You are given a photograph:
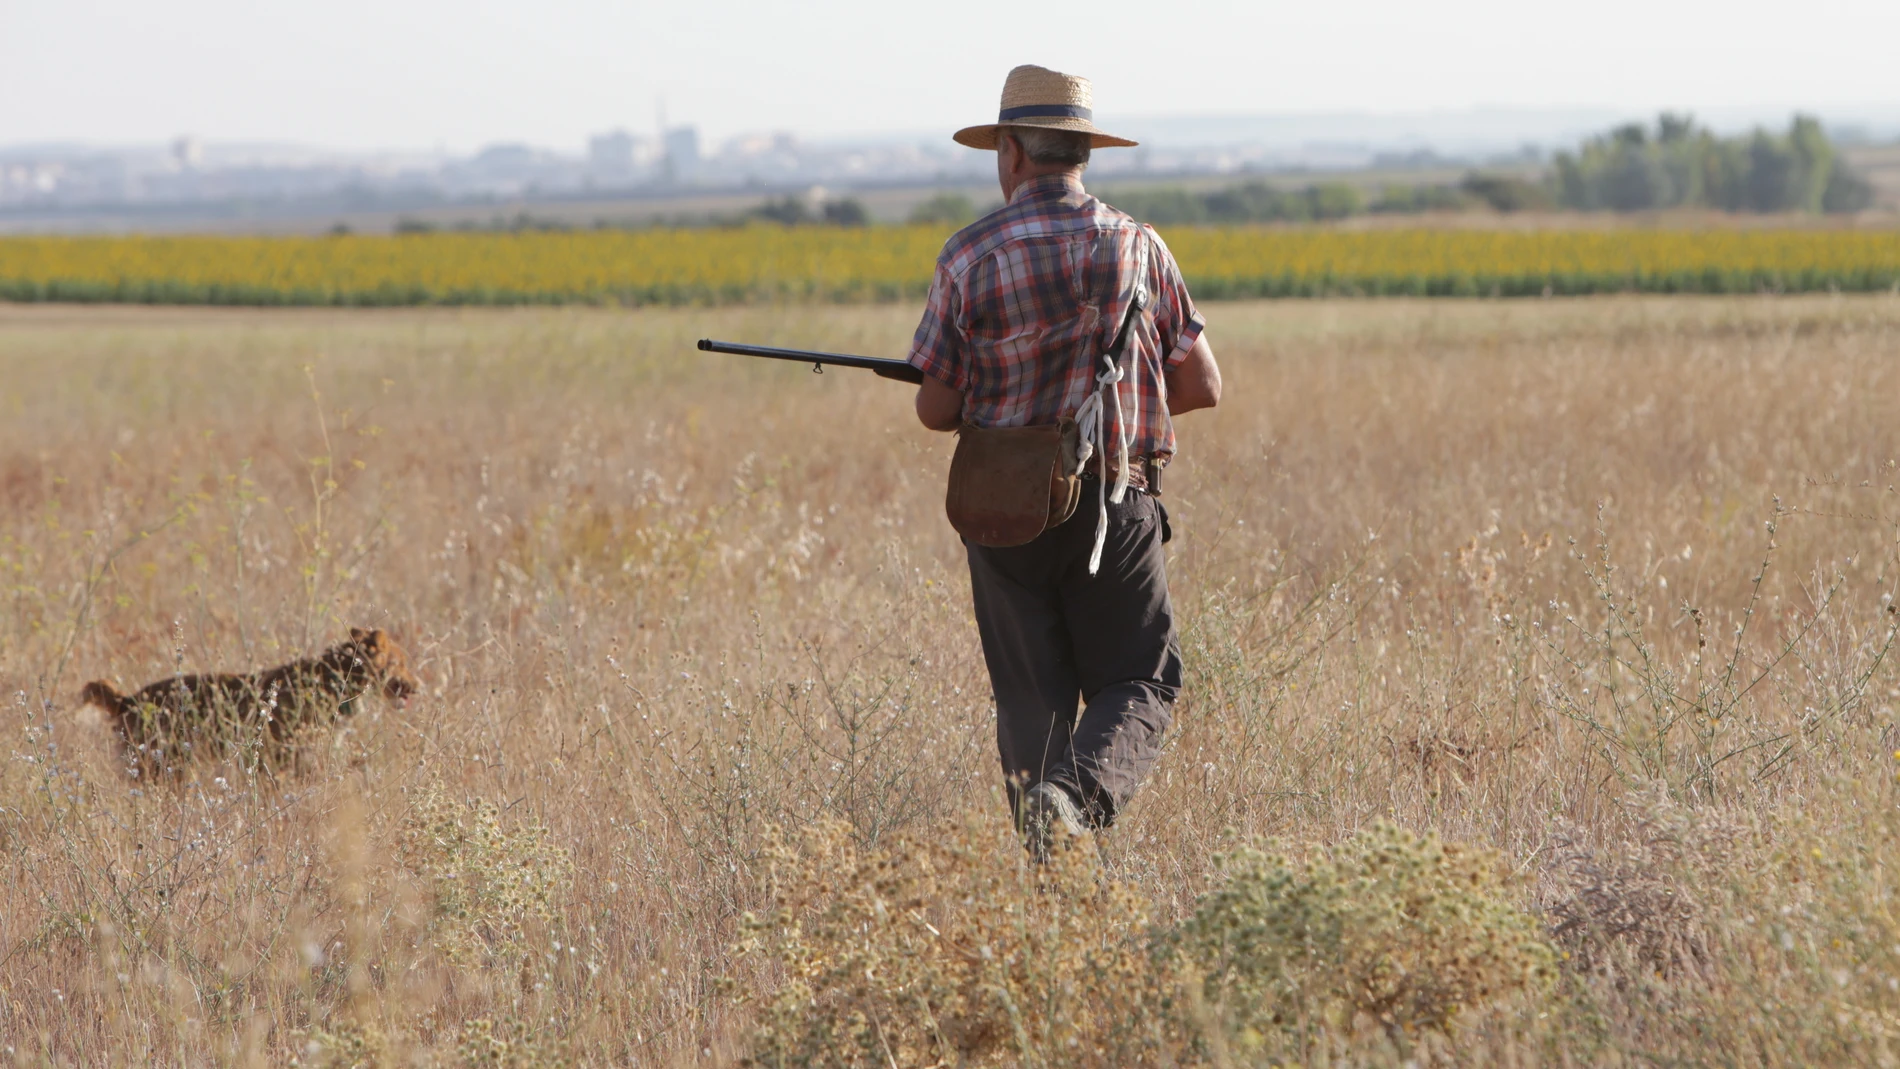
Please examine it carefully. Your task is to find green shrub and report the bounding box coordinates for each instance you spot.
[751,195,814,225]
[1823,166,1876,213]
[1303,181,1364,221]
[1371,183,1470,213]
[1460,172,1555,212]
[822,198,870,227]
[907,192,979,226]
[736,819,1556,1066]
[1110,181,1367,225]
[1104,186,1210,225]
[735,820,1180,1068]
[1166,822,1557,1049]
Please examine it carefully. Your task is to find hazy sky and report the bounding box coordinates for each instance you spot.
[5,0,1897,151]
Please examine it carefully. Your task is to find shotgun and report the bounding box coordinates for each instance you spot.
[696,339,925,384]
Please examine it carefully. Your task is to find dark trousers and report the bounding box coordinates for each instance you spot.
[965,489,1182,828]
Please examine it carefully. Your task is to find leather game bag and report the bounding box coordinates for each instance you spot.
[945,418,1083,547]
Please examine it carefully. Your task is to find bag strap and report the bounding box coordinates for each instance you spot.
[1104,249,1149,363]
[1074,231,1154,575]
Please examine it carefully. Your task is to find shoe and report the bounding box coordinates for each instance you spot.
[1021,782,1087,862]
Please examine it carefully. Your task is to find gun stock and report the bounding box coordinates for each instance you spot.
[697,339,925,384]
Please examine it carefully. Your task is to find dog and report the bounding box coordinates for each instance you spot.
[80,627,419,777]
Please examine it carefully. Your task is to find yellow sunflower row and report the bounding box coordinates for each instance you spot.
[1,226,1895,305]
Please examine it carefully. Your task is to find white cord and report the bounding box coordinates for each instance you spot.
[1073,354,1125,575]
[1075,232,1151,576]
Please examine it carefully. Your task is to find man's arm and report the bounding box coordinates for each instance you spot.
[1165,333,1221,415]
[915,373,964,431]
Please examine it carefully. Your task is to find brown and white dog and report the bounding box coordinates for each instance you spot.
[80,627,419,776]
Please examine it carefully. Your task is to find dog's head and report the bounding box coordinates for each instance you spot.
[347,627,420,704]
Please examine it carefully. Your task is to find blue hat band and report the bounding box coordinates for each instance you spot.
[997,104,1092,122]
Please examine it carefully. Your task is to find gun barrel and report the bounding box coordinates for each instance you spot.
[697,339,924,384]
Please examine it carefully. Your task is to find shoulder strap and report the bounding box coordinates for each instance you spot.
[1103,228,1153,365]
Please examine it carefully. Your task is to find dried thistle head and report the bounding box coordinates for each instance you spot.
[1166,821,1556,1048]
[399,787,573,967]
[735,817,1182,1068]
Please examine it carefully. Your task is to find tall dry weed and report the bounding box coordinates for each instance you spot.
[737,818,1556,1068]
[1539,778,1900,1062]
[735,819,1178,1068]
[400,787,575,968]
[1171,823,1555,1059]
[2,296,1899,1064]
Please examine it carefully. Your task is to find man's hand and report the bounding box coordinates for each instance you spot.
[1165,333,1222,415]
[915,373,964,431]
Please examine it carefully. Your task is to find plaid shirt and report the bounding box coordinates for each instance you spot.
[907,173,1206,460]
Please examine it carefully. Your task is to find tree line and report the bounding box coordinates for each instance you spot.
[1093,175,1558,225]
[1065,114,1878,226]
[1554,114,1873,213]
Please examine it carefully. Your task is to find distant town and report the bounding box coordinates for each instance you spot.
[4,107,1896,233]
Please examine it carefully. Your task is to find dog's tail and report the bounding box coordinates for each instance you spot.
[80,680,128,719]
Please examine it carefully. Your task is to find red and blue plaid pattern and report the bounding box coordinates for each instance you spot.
[907,173,1206,460]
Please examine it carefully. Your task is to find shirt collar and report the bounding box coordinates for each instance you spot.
[1008,171,1087,205]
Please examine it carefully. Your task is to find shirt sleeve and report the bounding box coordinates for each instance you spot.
[906,255,970,390]
[1145,227,1205,367]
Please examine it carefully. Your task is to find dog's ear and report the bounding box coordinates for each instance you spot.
[350,626,371,643]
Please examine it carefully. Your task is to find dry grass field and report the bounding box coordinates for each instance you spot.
[3,295,1900,1066]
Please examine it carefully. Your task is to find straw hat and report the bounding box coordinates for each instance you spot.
[953,65,1138,150]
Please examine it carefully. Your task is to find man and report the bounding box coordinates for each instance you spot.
[906,65,1222,857]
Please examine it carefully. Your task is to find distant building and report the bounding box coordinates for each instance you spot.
[471,143,538,169]
[172,135,203,170]
[588,130,638,179]
[725,132,798,159]
[663,126,700,180]
[0,162,64,201]
[455,143,563,196]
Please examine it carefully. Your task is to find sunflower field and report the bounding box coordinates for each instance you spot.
[1,225,1896,306]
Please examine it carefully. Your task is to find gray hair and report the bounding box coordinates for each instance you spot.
[1002,126,1092,168]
